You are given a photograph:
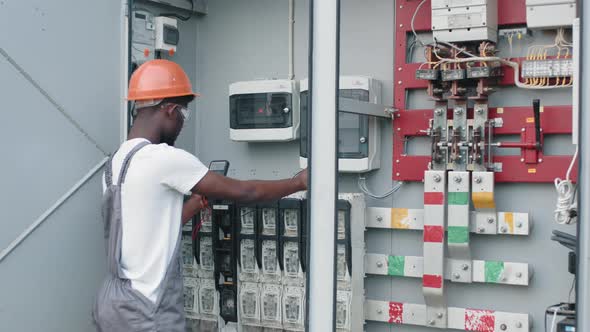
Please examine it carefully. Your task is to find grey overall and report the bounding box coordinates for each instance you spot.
[93,141,186,332]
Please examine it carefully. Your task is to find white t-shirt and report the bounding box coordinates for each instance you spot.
[102,138,208,303]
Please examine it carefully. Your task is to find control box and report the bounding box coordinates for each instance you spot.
[155,16,179,52]
[526,0,576,29]
[299,76,382,173]
[229,80,300,142]
[431,0,498,42]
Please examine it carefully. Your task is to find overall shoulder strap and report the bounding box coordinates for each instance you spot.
[117,141,151,186]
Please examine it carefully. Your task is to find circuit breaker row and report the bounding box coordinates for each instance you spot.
[181,197,355,331]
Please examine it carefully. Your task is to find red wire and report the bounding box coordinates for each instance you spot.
[192,206,211,240]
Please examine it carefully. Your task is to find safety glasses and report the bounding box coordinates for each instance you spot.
[162,103,190,121]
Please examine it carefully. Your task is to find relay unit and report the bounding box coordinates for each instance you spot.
[431,0,498,42]
[300,76,382,173]
[229,80,300,142]
[526,0,576,29]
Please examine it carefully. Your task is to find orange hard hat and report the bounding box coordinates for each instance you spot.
[127,59,199,101]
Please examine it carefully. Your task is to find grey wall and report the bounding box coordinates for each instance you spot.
[0,0,124,331]
[193,1,576,331]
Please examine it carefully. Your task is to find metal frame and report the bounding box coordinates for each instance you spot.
[306,0,340,330]
[338,97,394,119]
[392,0,577,183]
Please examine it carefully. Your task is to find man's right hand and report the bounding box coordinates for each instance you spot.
[294,169,308,191]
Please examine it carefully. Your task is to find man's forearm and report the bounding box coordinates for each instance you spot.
[182,202,199,225]
[241,178,305,203]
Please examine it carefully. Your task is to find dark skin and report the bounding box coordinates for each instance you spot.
[128,98,308,224]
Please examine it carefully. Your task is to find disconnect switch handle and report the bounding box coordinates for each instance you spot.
[533,99,541,150]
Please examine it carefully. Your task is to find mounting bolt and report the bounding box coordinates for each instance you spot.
[377,261,383,268]
[474,176,482,184]
[500,226,507,233]
[433,174,442,182]
[521,128,525,132]
[453,273,461,280]
[429,319,436,326]
[396,172,400,176]
[377,216,383,222]
[398,67,403,71]
[396,159,400,163]
[437,312,444,319]
[517,221,523,228]
[400,24,404,28]
[520,158,525,162]
[516,272,523,278]
[487,217,495,224]
[398,81,402,85]
[500,324,507,331]
[454,108,464,115]
[462,264,469,271]
[478,227,485,233]
[360,137,367,143]
[454,175,462,183]
[516,322,523,328]
[538,158,543,163]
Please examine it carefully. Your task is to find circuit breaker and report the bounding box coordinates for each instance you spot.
[229,80,300,142]
[300,76,382,173]
[431,0,498,42]
[183,194,364,331]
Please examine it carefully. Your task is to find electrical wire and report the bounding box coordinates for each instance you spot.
[411,0,428,47]
[554,146,579,224]
[160,0,194,21]
[358,176,404,199]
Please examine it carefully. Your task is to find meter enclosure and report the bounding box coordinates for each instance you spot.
[229,80,300,142]
[300,76,382,173]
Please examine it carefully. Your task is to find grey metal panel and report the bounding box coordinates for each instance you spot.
[0,0,123,331]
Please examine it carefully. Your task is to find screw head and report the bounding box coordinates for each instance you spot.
[283,107,290,113]
[462,264,469,271]
[435,109,443,115]
[538,158,543,163]
[396,160,400,163]
[377,216,383,222]
[398,81,402,85]
[500,226,507,233]
[429,319,436,326]
[360,137,366,143]
[516,272,523,278]
[474,176,482,184]
[478,227,485,233]
[453,273,460,280]
[454,176,462,183]
[377,309,383,314]
[398,67,403,71]
[500,323,507,331]
[520,158,525,162]
[517,222,523,228]
[399,24,404,28]
[433,174,442,182]
[437,312,444,318]
[454,108,464,115]
[487,217,495,224]
[521,128,526,132]
[476,108,484,114]
[377,261,383,268]
[516,321,523,328]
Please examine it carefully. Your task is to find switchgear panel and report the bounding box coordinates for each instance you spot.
[184,194,363,331]
[300,76,382,172]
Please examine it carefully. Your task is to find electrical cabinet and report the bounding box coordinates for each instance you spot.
[229,80,300,142]
[526,0,576,29]
[431,0,498,42]
[131,10,156,65]
[300,76,382,173]
[154,16,179,52]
